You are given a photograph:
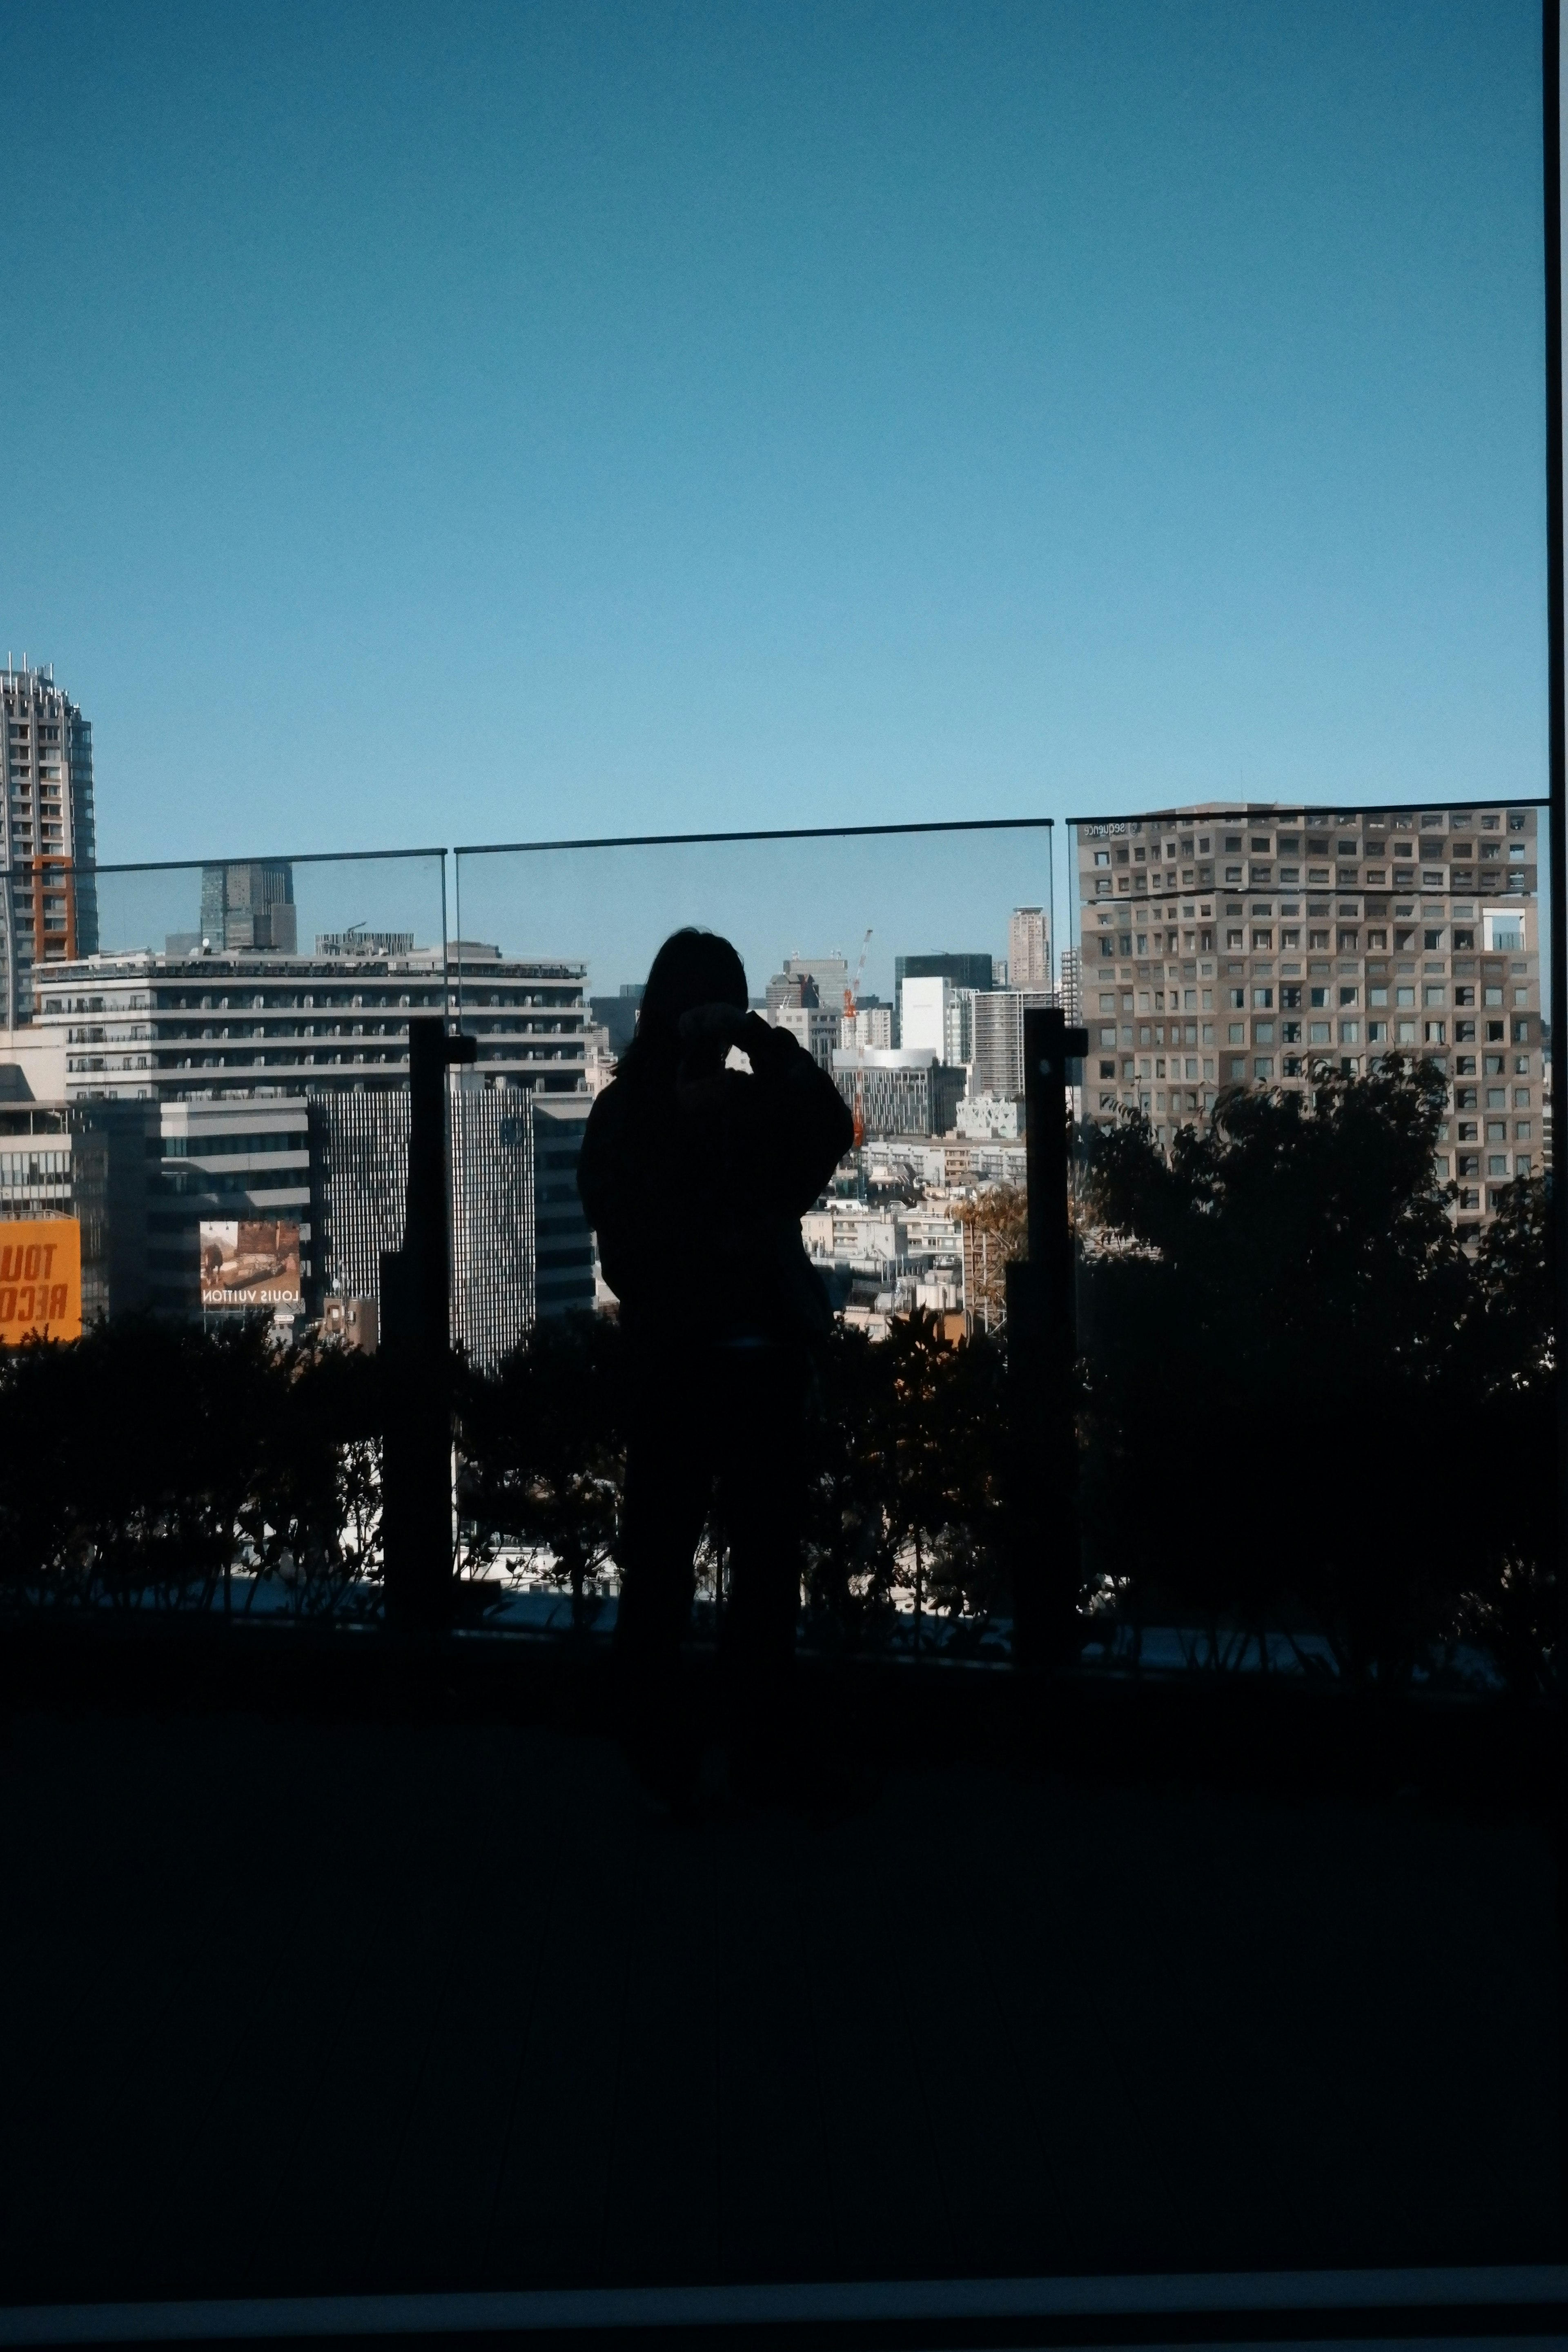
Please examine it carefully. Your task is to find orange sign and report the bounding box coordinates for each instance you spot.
[0,1219,82,1344]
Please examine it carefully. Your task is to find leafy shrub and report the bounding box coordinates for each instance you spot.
[1079,1058,1553,1692]
[0,1316,382,1614]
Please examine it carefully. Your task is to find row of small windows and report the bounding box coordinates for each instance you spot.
[40,989,581,1014]
[1099,921,1526,957]
[163,1130,306,1158]
[1093,839,1526,872]
[1083,811,1529,851]
[0,1149,69,1178]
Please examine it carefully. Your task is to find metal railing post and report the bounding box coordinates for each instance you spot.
[1008,1005,1087,1672]
[381,1016,477,1636]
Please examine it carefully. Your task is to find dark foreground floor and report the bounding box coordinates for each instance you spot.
[0,1702,1556,2305]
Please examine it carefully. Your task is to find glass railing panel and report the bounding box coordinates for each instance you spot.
[0,848,447,1617]
[452,820,1054,1649]
[1068,796,1552,1696]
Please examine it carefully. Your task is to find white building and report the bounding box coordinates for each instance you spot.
[900,976,974,1070]
[840,1005,893,1051]
[29,936,587,1103]
[802,1203,907,1270]
[970,989,1053,1099]
[955,1092,1026,1140]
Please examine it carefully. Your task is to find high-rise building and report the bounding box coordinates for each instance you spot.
[31,938,588,1102]
[530,1095,596,1320]
[0,660,98,1025]
[29,934,594,1345]
[970,989,1054,1099]
[1056,946,1082,1025]
[784,953,849,1000]
[1075,800,1542,1234]
[1008,907,1051,992]
[900,976,973,1069]
[893,952,993,1042]
[588,983,644,1058]
[310,1078,543,1366]
[199,862,298,953]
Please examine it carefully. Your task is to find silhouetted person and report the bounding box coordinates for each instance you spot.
[577,927,853,1804]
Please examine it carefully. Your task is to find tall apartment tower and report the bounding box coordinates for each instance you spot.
[1075,801,1542,1236]
[200,861,297,952]
[1008,906,1051,992]
[1057,945,1082,1025]
[971,988,1054,1097]
[0,660,98,1024]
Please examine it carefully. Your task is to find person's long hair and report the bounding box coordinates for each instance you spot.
[618,927,747,1089]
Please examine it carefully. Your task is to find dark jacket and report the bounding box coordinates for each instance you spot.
[577,1012,854,1346]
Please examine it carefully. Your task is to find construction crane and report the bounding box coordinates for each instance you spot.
[842,928,873,1151]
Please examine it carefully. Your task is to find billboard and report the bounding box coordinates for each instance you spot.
[199,1220,302,1310]
[0,1220,83,1344]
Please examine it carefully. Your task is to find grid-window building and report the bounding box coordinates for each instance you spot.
[196,862,298,953]
[452,1086,539,1356]
[530,1095,596,1320]
[1076,801,1542,1232]
[893,953,993,1044]
[0,661,98,1025]
[31,937,587,1102]
[831,1054,967,1139]
[28,933,594,1339]
[0,1102,151,1324]
[971,988,1054,1100]
[313,1079,543,1366]
[1008,907,1051,992]
[1056,945,1082,1025]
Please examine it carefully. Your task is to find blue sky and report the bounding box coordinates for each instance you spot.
[0,0,1550,873]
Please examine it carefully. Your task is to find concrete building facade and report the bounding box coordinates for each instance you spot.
[1008,906,1051,992]
[831,1049,967,1139]
[970,988,1054,1100]
[20,934,594,1350]
[1075,800,1543,1232]
[29,939,587,1102]
[893,952,993,1044]
[198,862,298,953]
